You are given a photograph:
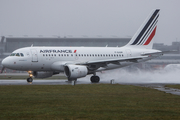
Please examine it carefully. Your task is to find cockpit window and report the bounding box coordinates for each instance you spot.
[16,53,20,57]
[10,53,16,56]
[20,53,24,57]
[10,53,24,57]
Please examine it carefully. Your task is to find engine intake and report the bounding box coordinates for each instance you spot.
[64,65,88,80]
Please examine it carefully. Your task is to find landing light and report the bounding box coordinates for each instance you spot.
[29,74,33,77]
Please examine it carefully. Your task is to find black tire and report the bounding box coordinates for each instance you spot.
[27,78,29,82]
[27,77,33,83]
[90,76,100,83]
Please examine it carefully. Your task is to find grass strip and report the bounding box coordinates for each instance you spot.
[0,84,180,119]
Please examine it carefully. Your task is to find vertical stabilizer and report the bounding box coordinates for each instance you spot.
[126,9,160,49]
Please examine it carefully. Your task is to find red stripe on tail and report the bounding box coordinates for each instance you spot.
[144,26,157,45]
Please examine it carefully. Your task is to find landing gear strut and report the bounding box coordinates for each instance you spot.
[90,73,100,83]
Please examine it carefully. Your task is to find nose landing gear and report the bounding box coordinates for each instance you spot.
[27,77,33,83]
[27,71,33,83]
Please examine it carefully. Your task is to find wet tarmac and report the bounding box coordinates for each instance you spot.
[0,79,180,96]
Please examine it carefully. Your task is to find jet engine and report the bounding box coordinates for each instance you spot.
[64,65,88,80]
[33,71,59,78]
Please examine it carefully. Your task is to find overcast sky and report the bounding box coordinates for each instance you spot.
[0,0,179,45]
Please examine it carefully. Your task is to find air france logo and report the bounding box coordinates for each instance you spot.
[40,50,73,53]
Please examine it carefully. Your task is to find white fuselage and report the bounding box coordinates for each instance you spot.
[2,46,160,72]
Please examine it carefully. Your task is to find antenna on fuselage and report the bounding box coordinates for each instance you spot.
[31,44,33,47]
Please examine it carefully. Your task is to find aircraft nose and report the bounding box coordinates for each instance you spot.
[2,57,9,67]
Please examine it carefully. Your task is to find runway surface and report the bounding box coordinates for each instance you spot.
[0,79,180,96]
[1,68,180,95]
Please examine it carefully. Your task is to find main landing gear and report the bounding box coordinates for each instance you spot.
[27,71,33,83]
[90,73,100,83]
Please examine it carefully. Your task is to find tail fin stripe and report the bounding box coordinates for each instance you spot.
[137,14,159,45]
[144,26,157,45]
[140,20,158,45]
[131,9,160,45]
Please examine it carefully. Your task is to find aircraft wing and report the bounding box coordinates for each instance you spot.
[78,56,148,66]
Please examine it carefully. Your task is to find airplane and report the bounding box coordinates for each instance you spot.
[1,9,163,83]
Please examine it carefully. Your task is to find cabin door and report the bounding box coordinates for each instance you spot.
[31,49,38,62]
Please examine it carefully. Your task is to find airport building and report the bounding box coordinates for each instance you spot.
[0,36,130,54]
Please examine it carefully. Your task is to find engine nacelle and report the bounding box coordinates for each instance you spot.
[33,71,59,78]
[64,65,88,80]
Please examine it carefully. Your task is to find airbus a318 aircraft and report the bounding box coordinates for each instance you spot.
[1,9,162,83]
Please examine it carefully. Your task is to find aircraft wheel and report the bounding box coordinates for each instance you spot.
[90,76,100,83]
[27,77,33,83]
